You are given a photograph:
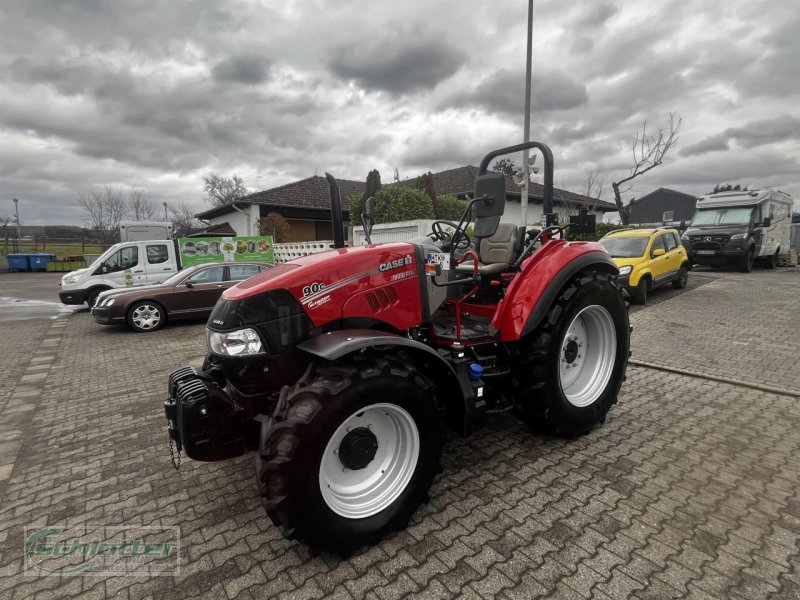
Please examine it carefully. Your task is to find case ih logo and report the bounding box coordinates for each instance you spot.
[379,255,413,272]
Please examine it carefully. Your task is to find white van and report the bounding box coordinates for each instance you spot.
[59,240,180,307]
[60,234,275,307]
[681,188,793,271]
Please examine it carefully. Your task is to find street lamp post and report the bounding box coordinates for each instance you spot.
[520,0,533,229]
[163,202,168,221]
[12,198,21,253]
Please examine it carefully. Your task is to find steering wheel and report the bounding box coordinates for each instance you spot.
[429,220,471,250]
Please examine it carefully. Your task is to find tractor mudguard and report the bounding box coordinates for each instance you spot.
[493,245,619,342]
[297,329,474,435]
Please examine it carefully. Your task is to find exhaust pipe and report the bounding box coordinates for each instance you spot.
[325,173,346,249]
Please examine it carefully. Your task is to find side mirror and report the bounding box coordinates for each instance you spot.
[761,217,771,227]
[101,266,108,274]
[184,282,194,288]
[652,248,666,257]
[362,197,376,244]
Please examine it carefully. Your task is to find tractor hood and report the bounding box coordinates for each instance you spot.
[210,242,423,335]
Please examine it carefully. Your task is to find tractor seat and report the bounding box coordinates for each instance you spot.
[455,222,519,275]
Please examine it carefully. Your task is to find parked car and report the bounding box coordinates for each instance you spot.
[599,228,689,304]
[681,188,793,272]
[91,262,271,332]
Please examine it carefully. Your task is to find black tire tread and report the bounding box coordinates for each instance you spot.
[516,271,629,437]
[257,353,440,554]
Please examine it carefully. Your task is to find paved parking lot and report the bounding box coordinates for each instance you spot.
[0,268,798,599]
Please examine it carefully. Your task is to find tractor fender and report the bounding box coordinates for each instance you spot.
[493,245,619,342]
[297,329,471,434]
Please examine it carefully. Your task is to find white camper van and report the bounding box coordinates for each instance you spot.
[682,188,793,272]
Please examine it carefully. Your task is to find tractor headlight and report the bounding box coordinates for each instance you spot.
[618,265,633,275]
[207,328,264,356]
[730,233,747,240]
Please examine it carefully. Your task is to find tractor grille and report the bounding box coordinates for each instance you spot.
[365,286,399,313]
[690,234,729,250]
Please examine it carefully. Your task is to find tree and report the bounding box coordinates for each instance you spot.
[434,195,469,221]
[373,187,435,223]
[611,113,682,225]
[128,187,157,220]
[77,186,130,243]
[492,158,521,177]
[170,202,206,237]
[583,168,606,200]
[203,173,248,206]
[0,214,13,250]
[259,212,291,242]
[364,169,382,201]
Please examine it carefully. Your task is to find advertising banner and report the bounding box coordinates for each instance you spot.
[178,236,274,267]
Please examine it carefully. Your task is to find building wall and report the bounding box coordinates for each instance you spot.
[503,202,604,228]
[629,192,697,225]
[206,205,260,237]
[285,220,317,242]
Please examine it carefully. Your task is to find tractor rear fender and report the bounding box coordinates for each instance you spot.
[297,329,471,434]
[492,244,619,342]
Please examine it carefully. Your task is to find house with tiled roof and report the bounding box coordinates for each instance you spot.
[195,176,365,242]
[396,166,616,225]
[196,166,615,242]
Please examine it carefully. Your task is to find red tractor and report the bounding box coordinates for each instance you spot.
[165,142,629,554]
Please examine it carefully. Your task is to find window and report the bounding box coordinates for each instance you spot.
[146,244,169,264]
[663,233,677,252]
[650,235,666,257]
[229,264,261,280]
[99,246,138,273]
[599,237,649,258]
[187,266,225,283]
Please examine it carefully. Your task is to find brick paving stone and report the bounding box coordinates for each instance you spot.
[1,268,799,600]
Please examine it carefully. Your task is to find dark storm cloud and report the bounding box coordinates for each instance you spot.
[211,55,271,85]
[575,2,618,28]
[328,39,465,93]
[2,0,800,224]
[440,69,588,116]
[681,114,800,156]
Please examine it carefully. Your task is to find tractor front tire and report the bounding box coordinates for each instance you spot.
[516,270,629,436]
[256,354,441,555]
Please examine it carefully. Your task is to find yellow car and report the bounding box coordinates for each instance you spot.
[599,228,690,304]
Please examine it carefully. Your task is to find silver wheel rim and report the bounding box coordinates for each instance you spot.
[319,403,419,519]
[131,304,161,330]
[559,305,617,408]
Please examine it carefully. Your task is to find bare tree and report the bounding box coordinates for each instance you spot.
[77,186,129,243]
[611,113,682,224]
[203,173,248,206]
[0,214,13,250]
[583,168,606,200]
[128,187,157,220]
[170,202,206,237]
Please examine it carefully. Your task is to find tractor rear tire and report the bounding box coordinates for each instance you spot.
[256,354,441,555]
[516,270,629,436]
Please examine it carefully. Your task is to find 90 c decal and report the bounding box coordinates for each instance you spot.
[302,282,326,298]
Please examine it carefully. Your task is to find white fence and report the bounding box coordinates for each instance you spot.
[353,219,436,245]
[273,241,337,263]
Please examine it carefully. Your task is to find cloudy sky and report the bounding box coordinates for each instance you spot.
[2,0,799,226]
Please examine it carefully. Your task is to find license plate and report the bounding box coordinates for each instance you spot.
[697,250,716,255]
